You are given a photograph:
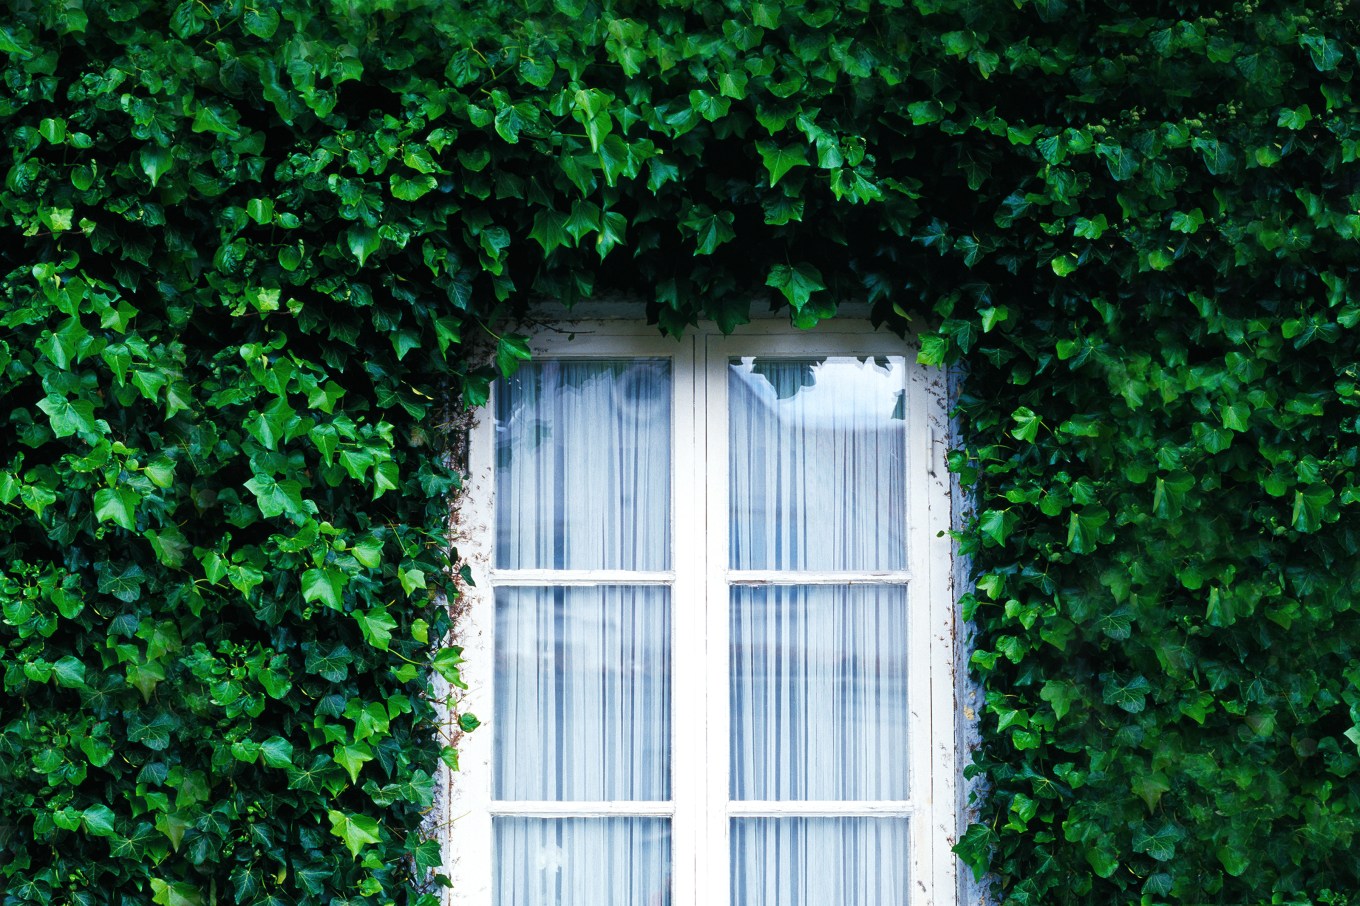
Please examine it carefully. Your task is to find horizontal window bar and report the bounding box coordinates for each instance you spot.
[489,570,675,586]
[726,571,912,586]
[726,801,916,817]
[489,801,675,817]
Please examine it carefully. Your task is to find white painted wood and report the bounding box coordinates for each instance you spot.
[669,332,702,906]
[701,331,733,906]
[489,801,677,817]
[922,361,961,905]
[447,318,961,906]
[488,569,675,586]
[446,384,497,906]
[726,801,916,817]
[726,570,912,585]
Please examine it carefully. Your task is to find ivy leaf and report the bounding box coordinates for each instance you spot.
[260,736,294,769]
[765,262,825,310]
[139,147,172,188]
[242,7,279,39]
[355,607,397,651]
[430,647,465,685]
[151,879,204,906]
[978,509,1019,546]
[244,474,312,521]
[756,142,808,187]
[596,210,626,260]
[390,173,436,201]
[347,227,381,265]
[301,568,346,610]
[334,742,374,783]
[1066,508,1108,555]
[81,804,117,837]
[327,810,381,859]
[1132,822,1184,861]
[529,209,571,254]
[495,335,532,378]
[1009,407,1041,442]
[1039,680,1081,721]
[37,394,99,440]
[352,537,383,569]
[1291,486,1334,533]
[97,565,146,603]
[1101,673,1151,713]
[681,206,735,255]
[53,656,87,688]
[94,487,138,530]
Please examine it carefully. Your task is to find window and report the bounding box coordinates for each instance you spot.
[446,320,960,906]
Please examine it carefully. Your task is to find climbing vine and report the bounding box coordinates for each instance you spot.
[1,1,1358,904]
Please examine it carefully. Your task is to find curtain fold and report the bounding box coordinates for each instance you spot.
[495,586,671,801]
[730,817,910,906]
[730,585,909,801]
[495,817,671,906]
[496,359,671,570]
[729,357,907,572]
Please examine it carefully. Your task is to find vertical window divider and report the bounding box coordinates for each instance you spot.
[671,333,702,906]
[702,331,732,906]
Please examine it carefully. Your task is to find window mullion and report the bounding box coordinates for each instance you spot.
[702,331,732,906]
[670,333,704,906]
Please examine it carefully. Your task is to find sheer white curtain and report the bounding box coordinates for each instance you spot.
[495,586,670,801]
[729,357,910,904]
[730,585,909,801]
[494,359,673,905]
[496,359,671,570]
[495,818,670,906]
[729,357,907,572]
[730,817,910,906]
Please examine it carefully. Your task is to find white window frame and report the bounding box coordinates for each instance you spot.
[444,318,961,906]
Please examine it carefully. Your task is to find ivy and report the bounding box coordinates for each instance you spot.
[2,1,1360,905]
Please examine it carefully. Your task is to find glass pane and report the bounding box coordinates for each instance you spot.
[495,817,671,906]
[730,585,909,800]
[495,586,670,801]
[731,817,909,906]
[497,359,671,570]
[729,357,907,571]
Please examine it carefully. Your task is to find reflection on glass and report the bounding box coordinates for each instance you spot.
[731,817,910,906]
[729,357,907,571]
[495,817,671,906]
[496,359,671,570]
[495,586,670,801]
[730,585,909,800]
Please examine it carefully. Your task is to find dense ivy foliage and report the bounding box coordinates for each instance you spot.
[2,0,1358,903]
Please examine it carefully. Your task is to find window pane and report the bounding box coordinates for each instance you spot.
[729,357,906,571]
[730,585,909,800]
[495,586,670,801]
[731,817,909,906]
[496,359,671,570]
[495,817,671,906]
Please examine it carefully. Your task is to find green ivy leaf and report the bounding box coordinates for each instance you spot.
[756,142,808,187]
[301,568,346,610]
[765,262,825,310]
[93,487,138,530]
[494,335,532,378]
[1132,822,1184,861]
[244,474,312,521]
[37,394,99,440]
[327,810,381,859]
[260,736,294,769]
[81,804,117,837]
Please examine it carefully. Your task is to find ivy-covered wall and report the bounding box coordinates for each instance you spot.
[2,1,1357,904]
